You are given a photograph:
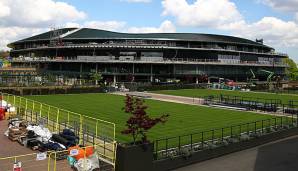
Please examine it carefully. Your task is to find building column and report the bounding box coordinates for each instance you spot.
[173,64,176,79]
[95,63,98,72]
[95,63,99,85]
[113,75,117,85]
[80,63,83,85]
[132,63,135,82]
[150,64,153,82]
[196,65,199,84]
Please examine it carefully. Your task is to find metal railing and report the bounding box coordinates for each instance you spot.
[0,144,114,171]
[1,93,117,168]
[13,43,288,57]
[154,115,297,160]
[12,57,287,67]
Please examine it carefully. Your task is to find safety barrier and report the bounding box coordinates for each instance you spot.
[1,92,117,170]
[0,145,114,171]
[0,152,51,171]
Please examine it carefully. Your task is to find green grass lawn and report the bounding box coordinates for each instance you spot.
[152,89,298,104]
[25,93,278,144]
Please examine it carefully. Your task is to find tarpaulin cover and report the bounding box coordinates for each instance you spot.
[51,134,71,147]
[73,154,100,171]
[27,125,52,142]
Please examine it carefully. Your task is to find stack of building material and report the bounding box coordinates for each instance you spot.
[8,127,27,141]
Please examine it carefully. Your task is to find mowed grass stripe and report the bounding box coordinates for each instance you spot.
[152,89,298,104]
[26,93,274,143]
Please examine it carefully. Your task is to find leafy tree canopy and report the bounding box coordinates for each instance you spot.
[283,57,298,81]
[0,51,9,59]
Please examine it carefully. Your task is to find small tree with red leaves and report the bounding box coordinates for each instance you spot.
[122,95,169,144]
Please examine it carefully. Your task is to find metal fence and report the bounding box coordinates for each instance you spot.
[1,92,117,169]
[0,152,51,171]
[154,115,297,160]
[203,95,284,112]
[203,94,298,116]
[0,144,114,171]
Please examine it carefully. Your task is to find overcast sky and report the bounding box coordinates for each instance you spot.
[0,0,298,61]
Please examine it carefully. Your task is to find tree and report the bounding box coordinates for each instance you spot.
[90,70,102,85]
[0,51,9,59]
[283,58,298,81]
[122,95,169,144]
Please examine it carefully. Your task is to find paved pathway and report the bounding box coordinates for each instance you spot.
[175,135,298,171]
[112,91,293,118]
[0,120,71,171]
[112,91,204,105]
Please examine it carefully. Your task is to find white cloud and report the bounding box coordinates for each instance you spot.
[83,21,127,31]
[260,0,298,25]
[64,20,176,33]
[127,20,176,33]
[121,0,151,3]
[225,17,298,48]
[0,27,46,50]
[162,0,298,52]
[0,0,86,28]
[261,0,298,12]
[0,1,10,18]
[162,0,243,28]
[0,0,86,50]
[65,22,81,28]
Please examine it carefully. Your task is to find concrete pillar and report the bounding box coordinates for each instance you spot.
[132,63,135,82]
[173,64,176,79]
[95,63,99,85]
[80,63,83,85]
[113,75,117,84]
[196,65,199,84]
[150,64,153,82]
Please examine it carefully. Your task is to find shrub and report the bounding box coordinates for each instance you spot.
[240,134,250,141]
[207,143,217,150]
[180,147,193,159]
[122,95,169,144]
[227,137,239,143]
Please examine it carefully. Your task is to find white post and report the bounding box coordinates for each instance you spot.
[113,75,116,85]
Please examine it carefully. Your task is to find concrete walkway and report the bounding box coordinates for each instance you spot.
[175,135,298,171]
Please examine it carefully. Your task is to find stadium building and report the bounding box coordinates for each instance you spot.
[8,28,288,84]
